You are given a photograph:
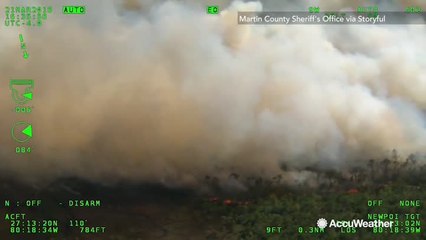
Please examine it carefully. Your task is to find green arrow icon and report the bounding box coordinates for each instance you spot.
[10,79,34,104]
[23,51,29,59]
[22,125,32,138]
[23,92,33,100]
[12,122,33,143]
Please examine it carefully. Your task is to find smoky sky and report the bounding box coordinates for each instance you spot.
[0,0,425,186]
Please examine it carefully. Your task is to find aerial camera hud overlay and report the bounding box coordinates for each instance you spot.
[0,0,425,239]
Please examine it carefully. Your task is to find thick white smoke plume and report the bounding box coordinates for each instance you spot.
[0,0,425,186]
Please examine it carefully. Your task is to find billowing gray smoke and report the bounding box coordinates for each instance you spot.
[0,0,425,187]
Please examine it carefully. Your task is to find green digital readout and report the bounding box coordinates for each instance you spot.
[63,6,86,15]
[4,6,53,27]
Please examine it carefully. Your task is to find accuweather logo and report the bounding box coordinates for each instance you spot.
[316,218,393,229]
[317,218,328,228]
